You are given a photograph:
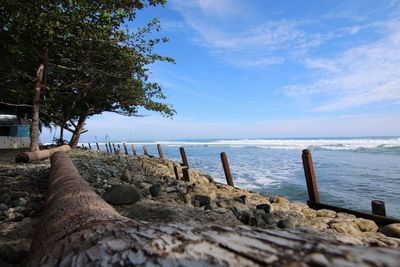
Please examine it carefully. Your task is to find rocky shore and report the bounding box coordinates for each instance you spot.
[1,149,399,266]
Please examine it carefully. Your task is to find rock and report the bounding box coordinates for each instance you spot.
[120,169,132,182]
[354,218,378,232]
[241,211,251,225]
[204,204,213,211]
[192,195,211,207]
[8,212,16,221]
[305,253,330,267]
[277,218,296,229]
[149,183,162,197]
[0,203,7,210]
[103,184,142,205]
[213,208,228,214]
[256,203,272,214]
[302,208,317,219]
[336,212,356,220]
[165,186,177,193]
[19,198,27,206]
[381,223,400,238]
[234,195,247,204]
[230,207,242,220]
[275,196,289,205]
[261,213,274,225]
[316,209,336,218]
[330,222,362,237]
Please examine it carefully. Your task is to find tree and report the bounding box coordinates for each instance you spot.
[0,0,174,150]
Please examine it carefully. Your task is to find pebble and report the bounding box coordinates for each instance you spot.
[256,203,271,213]
[305,253,330,267]
[277,218,296,229]
[149,183,162,197]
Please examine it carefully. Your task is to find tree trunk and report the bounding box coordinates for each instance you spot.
[27,152,400,267]
[29,64,44,152]
[15,145,71,163]
[30,49,48,152]
[69,115,87,148]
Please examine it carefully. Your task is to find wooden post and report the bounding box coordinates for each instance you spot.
[131,144,137,156]
[302,149,320,203]
[157,144,164,159]
[371,200,386,216]
[182,167,190,181]
[220,152,234,187]
[88,143,92,149]
[117,144,121,154]
[173,165,180,180]
[96,142,100,150]
[112,143,117,153]
[105,144,110,153]
[179,147,189,167]
[82,144,86,149]
[123,143,128,155]
[143,145,148,156]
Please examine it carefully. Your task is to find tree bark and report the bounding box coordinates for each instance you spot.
[27,152,400,267]
[15,145,71,163]
[30,49,48,152]
[69,115,87,148]
[29,63,45,152]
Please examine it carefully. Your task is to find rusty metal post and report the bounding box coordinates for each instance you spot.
[157,144,164,159]
[182,167,190,181]
[143,145,148,156]
[220,152,234,187]
[88,143,92,149]
[372,200,386,216]
[131,144,137,156]
[179,147,189,167]
[302,149,320,203]
[123,143,128,155]
[96,142,100,150]
[173,165,180,180]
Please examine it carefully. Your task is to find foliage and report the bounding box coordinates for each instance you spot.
[0,0,175,145]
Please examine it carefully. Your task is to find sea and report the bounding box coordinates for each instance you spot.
[89,137,400,217]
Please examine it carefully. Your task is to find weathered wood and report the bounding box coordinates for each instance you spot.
[372,200,386,216]
[173,165,180,180]
[123,143,128,155]
[307,201,400,226]
[182,166,190,181]
[15,145,71,163]
[220,152,234,186]
[302,149,320,203]
[143,145,148,156]
[157,144,164,159]
[105,143,110,153]
[131,144,137,156]
[179,147,189,167]
[112,143,117,153]
[27,152,400,267]
[95,142,100,150]
[88,143,92,149]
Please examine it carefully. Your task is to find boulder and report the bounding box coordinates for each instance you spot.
[192,195,211,207]
[278,218,296,229]
[149,183,162,197]
[256,203,272,214]
[103,184,142,205]
[330,222,362,237]
[380,223,400,238]
[354,218,378,233]
[316,209,336,218]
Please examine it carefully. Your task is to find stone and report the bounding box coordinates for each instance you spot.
[120,169,132,182]
[103,184,142,205]
[302,208,317,219]
[330,222,362,237]
[213,208,228,214]
[19,198,27,206]
[256,203,272,214]
[277,218,296,229]
[305,253,330,267]
[381,223,400,238]
[336,212,356,220]
[165,186,177,193]
[230,207,242,220]
[8,212,16,221]
[275,196,289,205]
[261,213,275,225]
[204,204,213,211]
[149,183,162,197]
[316,209,336,218]
[354,218,378,232]
[234,195,247,204]
[192,195,211,207]
[0,203,7,210]
[241,211,251,225]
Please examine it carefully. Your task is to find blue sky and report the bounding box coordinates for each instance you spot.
[42,0,400,142]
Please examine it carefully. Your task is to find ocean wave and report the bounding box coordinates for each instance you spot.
[153,138,400,151]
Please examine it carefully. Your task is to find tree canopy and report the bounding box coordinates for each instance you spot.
[0,0,175,148]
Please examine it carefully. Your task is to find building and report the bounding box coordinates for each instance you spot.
[0,104,30,149]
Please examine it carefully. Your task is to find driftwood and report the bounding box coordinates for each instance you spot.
[15,145,71,163]
[27,152,400,267]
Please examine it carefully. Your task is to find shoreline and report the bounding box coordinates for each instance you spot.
[1,149,400,265]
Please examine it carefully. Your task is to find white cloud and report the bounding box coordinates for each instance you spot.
[286,20,400,111]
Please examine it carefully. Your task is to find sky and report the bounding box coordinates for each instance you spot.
[42,0,400,142]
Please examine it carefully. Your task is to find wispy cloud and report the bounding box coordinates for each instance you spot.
[286,20,400,111]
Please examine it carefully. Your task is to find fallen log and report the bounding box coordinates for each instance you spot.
[15,145,71,163]
[27,152,400,266]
